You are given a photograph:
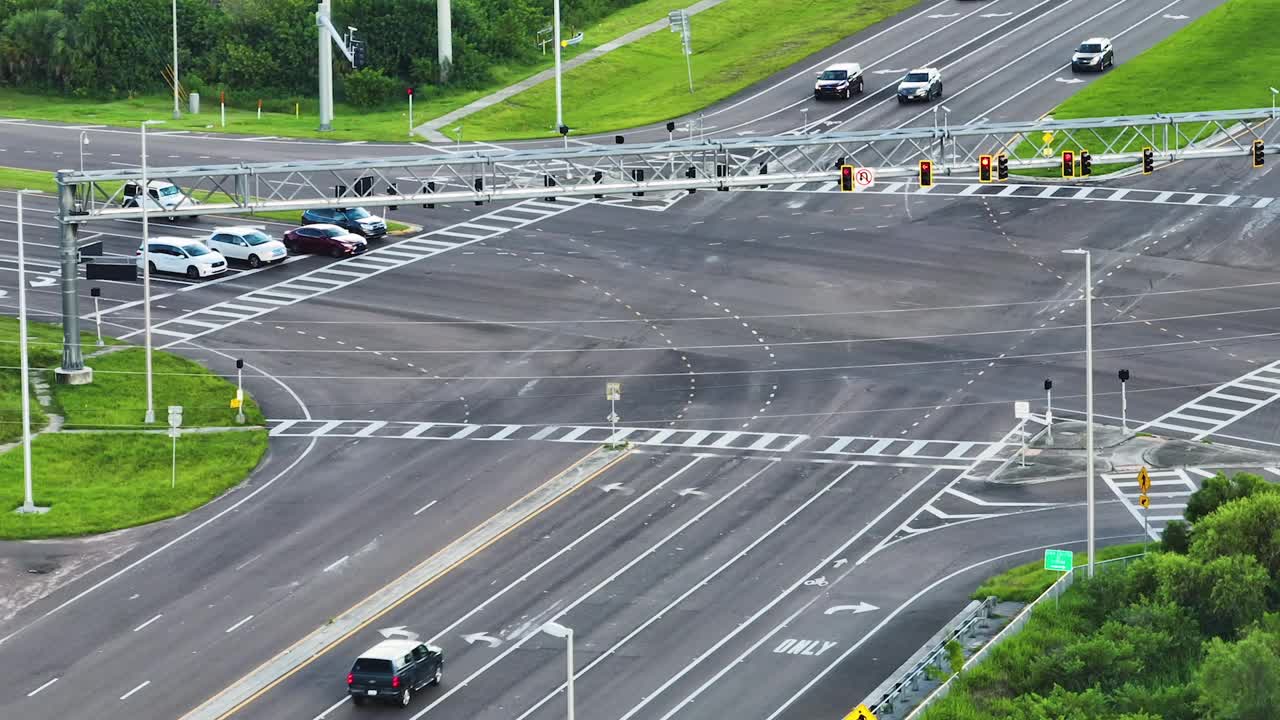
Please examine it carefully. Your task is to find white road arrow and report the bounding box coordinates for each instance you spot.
[378,626,420,640]
[600,482,633,495]
[29,276,57,287]
[461,632,501,648]
[824,602,880,615]
[928,13,959,18]
[676,487,709,498]
[0,289,9,298]
[1054,77,1085,84]
[980,11,1012,17]
[1163,13,1189,19]
[735,130,758,136]
[872,68,908,75]
[832,558,848,568]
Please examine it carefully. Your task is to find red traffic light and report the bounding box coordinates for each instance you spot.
[980,156,990,167]
[839,165,854,192]
[1062,151,1074,162]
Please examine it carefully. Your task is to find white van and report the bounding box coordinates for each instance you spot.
[122,180,198,221]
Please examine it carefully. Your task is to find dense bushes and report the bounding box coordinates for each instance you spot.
[0,0,644,105]
[924,482,1280,720]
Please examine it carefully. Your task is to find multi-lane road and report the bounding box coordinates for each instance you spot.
[3,0,1280,719]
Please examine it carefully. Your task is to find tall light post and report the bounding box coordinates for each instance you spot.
[15,190,47,515]
[553,0,564,133]
[140,120,165,424]
[542,621,575,720]
[79,131,90,173]
[1271,87,1278,118]
[1062,248,1095,578]
[171,0,181,119]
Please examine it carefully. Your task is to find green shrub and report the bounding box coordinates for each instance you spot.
[1161,520,1192,554]
[1185,472,1277,523]
[342,67,397,109]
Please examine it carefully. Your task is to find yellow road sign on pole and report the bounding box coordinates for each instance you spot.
[1139,494,1151,509]
[1137,466,1151,493]
[1041,131,1054,145]
[844,704,877,720]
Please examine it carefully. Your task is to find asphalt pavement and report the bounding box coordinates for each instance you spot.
[4,0,1280,718]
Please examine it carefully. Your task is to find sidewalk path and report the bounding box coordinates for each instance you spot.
[414,0,728,142]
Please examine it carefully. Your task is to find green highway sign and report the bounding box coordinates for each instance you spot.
[1044,548,1073,573]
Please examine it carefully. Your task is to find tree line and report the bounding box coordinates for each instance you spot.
[0,0,641,108]
[924,472,1280,720]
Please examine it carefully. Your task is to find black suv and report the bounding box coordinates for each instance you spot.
[301,207,388,239]
[347,639,444,708]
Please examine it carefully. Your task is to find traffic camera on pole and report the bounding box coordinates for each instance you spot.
[1254,139,1265,168]
[996,153,1008,181]
[1080,149,1092,176]
[1061,150,1075,178]
[1142,147,1154,174]
[918,160,934,188]
[978,155,993,183]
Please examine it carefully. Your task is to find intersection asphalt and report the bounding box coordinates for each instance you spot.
[3,0,1279,719]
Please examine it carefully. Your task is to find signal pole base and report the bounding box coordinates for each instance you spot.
[55,366,93,385]
[15,504,50,515]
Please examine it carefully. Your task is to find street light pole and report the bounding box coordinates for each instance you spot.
[140,120,164,424]
[553,0,564,132]
[542,621,575,720]
[171,0,181,119]
[15,190,46,515]
[1063,248,1095,578]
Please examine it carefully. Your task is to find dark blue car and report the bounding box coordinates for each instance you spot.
[301,206,387,239]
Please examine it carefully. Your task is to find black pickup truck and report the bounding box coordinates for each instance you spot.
[347,639,444,708]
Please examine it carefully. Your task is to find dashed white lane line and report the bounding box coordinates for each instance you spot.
[120,680,151,701]
[413,500,438,516]
[27,678,57,697]
[132,613,163,632]
[322,555,349,573]
[225,615,255,634]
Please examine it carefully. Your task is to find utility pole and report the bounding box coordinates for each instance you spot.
[438,0,453,83]
[553,0,564,131]
[317,0,334,131]
[1063,248,1096,578]
[171,0,181,120]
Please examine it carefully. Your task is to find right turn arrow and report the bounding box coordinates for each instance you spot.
[824,602,879,615]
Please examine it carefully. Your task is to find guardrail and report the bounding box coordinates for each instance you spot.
[862,596,997,718]
[902,553,1147,719]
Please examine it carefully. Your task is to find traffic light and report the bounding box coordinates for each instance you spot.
[1142,147,1154,174]
[840,165,854,192]
[1080,150,1092,177]
[1061,150,1075,178]
[978,155,993,183]
[997,153,1009,182]
[918,160,933,188]
[351,41,367,69]
[1254,139,1265,168]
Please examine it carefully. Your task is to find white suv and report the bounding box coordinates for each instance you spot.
[896,68,942,104]
[137,237,228,279]
[122,180,198,221]
[814,63,863,100]
[205,226,288,268]
[1071,37,1114,72]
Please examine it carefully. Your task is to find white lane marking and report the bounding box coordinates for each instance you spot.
[512,464,863,720]
[27,677,58,697]
[762,536,1139,719]
[414,459,779,718]
[413,500,438,516]
[234,553,263,572]
[322,555,350,573]
[120,680,151,701]
[617,469,944,720]
[226,615,255,634]
[315,696,350,719]
[132,614,163,632]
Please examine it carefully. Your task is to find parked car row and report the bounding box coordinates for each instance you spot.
[133,206,387,280]
[811,36,1114,105]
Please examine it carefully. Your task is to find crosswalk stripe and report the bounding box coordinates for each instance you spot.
[821,437,856,454]
[354,421,387,437]
[558,427,593,442]
[682,430,713,447]
[433,229,485,240]
[866,439,896,454]
[711,432,743,449]
[902,440,929,456]
[480,425,524,441]
[449,425,482,439]
[945,442,975,458]
[402,423,436,438]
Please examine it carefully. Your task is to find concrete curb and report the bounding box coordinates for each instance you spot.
[413,0,729,141]
[180,446,630,720]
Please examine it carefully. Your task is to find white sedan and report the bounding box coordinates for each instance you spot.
[136,237,228,279]
[205,226,289,268]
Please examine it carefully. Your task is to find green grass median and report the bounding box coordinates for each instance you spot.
[0,318,104,444]
[0,430,267,540]
[465,0,918,140]
[1012,0,1280,176]
[972,542,1149,603]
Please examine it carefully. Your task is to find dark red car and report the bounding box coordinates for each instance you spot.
[282,223,368,258]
